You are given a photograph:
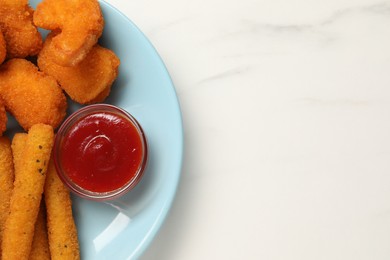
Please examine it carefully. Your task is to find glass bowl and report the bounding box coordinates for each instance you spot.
[53,104,148,201]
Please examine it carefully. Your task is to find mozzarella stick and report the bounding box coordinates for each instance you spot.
[0,137,14,256]
[11,135,50,260]
[45,159,80,260]
[11,133,27,174]
[2,124,54,260]
[29,202,50,260]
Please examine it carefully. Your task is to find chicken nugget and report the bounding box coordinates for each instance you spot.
[34,0,103,66]
[45,160,80,260]
[0,0,42,58]
[0,136,14,256]
[2,124,54,260]
[0,59,67,130]
[38,34,120,104]
[0,29,5,64]
[0,98,7,136]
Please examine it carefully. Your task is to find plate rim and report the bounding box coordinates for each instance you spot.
[99,1,184,258]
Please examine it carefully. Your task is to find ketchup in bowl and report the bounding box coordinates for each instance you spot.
[53,104,148,200]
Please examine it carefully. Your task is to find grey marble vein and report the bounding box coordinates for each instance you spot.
[197,66,253,85]
[293,97,372,107]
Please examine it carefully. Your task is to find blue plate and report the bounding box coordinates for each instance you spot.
[25,1,184,259]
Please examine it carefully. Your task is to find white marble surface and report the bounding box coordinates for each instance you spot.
[105,0,390,259]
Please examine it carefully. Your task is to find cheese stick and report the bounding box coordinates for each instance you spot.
[0,136,14,255]
[29,202,50,260]
[45,159,80,260]
[11,134,50,260]
[2,124,54,260]
[11,133,27,173]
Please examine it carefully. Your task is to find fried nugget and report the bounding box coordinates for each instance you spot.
[0,29,6,64]
[0,0,42,58]
[0,137,14,256]
[45,160,80,260]
[29,202,50,260]
[0,98,7,136]
[38,34,120,104]
[2,124,54,260]
[34,0,103,66]
[0,59,67,130]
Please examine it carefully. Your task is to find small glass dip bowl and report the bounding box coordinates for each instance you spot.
[53,104,148,201]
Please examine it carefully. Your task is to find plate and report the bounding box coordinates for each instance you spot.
[25,1,184,259]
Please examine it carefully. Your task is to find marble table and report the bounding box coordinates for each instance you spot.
[106,0,390,259]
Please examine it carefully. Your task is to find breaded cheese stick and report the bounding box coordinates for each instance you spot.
[0,137,14,256]
[11,134,50,260]
[2,124,54,260]
[11,133,27,173]
[29,202,50,260]
[45,159,80,260]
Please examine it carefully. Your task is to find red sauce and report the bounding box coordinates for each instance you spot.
[61,112,144,193]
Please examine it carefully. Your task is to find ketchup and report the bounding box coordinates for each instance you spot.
[60,111,144,193]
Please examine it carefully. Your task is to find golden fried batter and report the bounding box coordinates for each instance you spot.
[0,98,7,136]
[0,59,67,130]
[34,0,103,66]
[29,202,50,260]
[0,136,14,256]
[45,160,80,260]
[2,124,54,260]
[38,34,120,104]
[0,0,42,58]
[11,133,27,175]
[0,29,6,64]
[10,134,50,260]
